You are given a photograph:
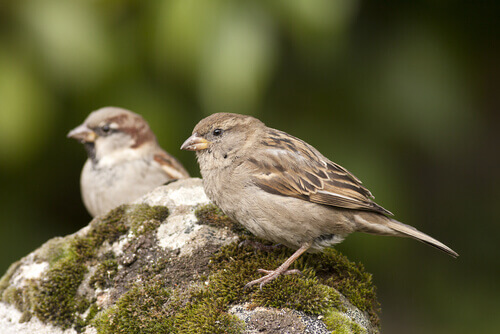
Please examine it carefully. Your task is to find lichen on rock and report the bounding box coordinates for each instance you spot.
[0,178,381,333]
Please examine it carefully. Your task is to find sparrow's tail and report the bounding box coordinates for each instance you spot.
[354,213,459,258]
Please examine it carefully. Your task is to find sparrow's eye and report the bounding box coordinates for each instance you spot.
[102,124,111,133]
[213,128,223,136]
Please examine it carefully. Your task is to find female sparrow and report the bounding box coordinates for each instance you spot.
[181,113,457,289]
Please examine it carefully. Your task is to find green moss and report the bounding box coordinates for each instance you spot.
[93,273,245,334]
[1,239,95,329]
[209,242,379,329]
[0,260,21,296]
[0,203,174,333]
[175,298,245,334]
[128,204,169,235]
[19,308,33,323]
[2,286,29,315]
[69,236,96,260]
[195,203,249,235]
[32,257,87,328]
[5,205,134,330]
[86,303,100,323]
[49,205,130,268]
[46,243,69,266]
[29,205,141,328]
[70,204,164,260]
[324,310,367,334]
[93,280,174,334]
[25,215,125,328]
[208,242,342,315]
[253,276,340,314]
[301,249,380,326]
[73,302,100,332]
[89,205,129,246]
[89,252,118,290]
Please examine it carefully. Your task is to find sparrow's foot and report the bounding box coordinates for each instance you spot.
[243,242,311,290]
[244,267,302,290]
[238,239,283,252]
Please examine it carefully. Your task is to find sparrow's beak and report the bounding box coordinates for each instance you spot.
[67,124,97,143]
[181,133,210,151]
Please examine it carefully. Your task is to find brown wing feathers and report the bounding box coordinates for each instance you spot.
[154,152,190,180]
[250,130,393,216]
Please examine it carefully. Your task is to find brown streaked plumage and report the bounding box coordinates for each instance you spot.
[181,112,458,289]
[68,106,189,217]
[250,128,393,216]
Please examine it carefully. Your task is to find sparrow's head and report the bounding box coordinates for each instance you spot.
[68,107,157,164]
[181,113,264,167]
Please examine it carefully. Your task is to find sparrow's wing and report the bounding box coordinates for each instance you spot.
[154,150,190,180]
[248,130,392,215]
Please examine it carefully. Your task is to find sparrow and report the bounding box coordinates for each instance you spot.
[181,113,458,289]
[68,106,189,217]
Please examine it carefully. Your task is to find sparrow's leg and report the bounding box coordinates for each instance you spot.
[239,239,283,251]
[244,242,311,290]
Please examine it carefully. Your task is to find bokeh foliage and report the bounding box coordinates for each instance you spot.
[0,1,498,333]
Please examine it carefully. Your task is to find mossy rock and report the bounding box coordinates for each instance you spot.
[0,203,166,330]
[0,178,380,333]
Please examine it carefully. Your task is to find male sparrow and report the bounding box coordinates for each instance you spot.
[181,113,457,289]
[68,106,189,217]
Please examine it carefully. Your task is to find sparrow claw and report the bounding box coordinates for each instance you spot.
[244,267,303,290]
[282,269,302,276]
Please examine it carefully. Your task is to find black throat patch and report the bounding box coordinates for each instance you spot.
[84,142,97,164]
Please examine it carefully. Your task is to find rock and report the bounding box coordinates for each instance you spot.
[0,178,380,333]
[229,303,330,334]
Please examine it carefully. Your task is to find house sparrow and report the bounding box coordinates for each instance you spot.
[181,113,458,289]
[68,106,189,217]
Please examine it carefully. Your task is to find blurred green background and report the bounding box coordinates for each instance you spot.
[0,0,498,333]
